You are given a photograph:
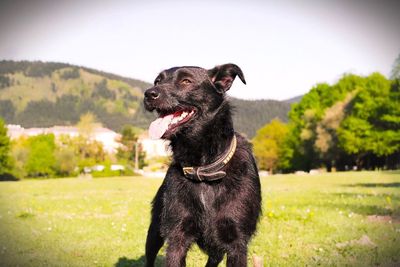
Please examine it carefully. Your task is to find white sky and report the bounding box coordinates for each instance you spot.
[1,0,399,100]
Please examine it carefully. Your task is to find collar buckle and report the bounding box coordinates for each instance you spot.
[182,167,195,176]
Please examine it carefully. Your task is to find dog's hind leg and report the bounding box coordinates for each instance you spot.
[145,221,164,267]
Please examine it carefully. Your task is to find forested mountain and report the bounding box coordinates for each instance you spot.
[0,60,290,137]
[230,98,290,138]
[0,60,153,130]
[283,95,303,104]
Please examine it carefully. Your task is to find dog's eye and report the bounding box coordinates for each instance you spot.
[154,79,161,85]
[180,79,192,85]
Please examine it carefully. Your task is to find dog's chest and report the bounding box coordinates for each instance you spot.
[200,190,208,208]
[197,184,215,211]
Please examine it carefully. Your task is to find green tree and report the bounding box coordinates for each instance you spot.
[0,118,13,177]
[25,134,56,177]
[58,135,105,172]
[252,119,288,173]
[117,125,146,169]
[10,136,29,178]
[74,114,105,170]
[282,73,380,171]
[338,73,399,169]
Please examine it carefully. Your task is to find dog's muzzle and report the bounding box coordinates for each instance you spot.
[145,88,160,100]
[144,88,160,111]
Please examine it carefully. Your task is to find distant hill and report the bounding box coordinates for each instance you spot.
[0,60,291,137]
[0,60,155,131]
[230,98,290,138]
[283,95,303,104]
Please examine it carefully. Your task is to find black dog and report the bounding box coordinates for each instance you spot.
[143,64,261,267]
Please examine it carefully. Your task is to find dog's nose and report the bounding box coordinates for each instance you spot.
[145,88,160,100]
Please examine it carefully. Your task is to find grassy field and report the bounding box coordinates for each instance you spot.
[0,171,399,266]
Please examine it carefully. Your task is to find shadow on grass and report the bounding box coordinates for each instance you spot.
[0,173,19,181]
[335,203,396,216]
[346,182,400,188]
[330,192,400,201]
[115,255,165,267]
[317,192,400,216]
[380,170,400,175]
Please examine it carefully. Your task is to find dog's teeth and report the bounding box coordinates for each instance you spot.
[179,112,187,120]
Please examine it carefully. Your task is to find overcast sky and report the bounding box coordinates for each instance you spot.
[1,0,399,100]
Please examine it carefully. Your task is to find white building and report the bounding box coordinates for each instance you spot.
[6,125,121,154]
[139,133,171,159]
[7,125,172,158]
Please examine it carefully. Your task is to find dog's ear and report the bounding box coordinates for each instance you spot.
[208,63,246,93]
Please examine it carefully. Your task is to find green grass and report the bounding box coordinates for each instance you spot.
[0,171,399,266]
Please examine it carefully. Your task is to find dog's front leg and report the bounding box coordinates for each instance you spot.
[165,217,196,267]
[165,235,194,267]
[226,245,248,267]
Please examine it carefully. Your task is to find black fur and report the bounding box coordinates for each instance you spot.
[143,64,261,267]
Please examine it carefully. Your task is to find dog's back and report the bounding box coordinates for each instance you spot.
[144,64,261,267]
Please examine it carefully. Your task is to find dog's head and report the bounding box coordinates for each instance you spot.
[144,63,246,140]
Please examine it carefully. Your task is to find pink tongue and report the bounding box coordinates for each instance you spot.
[148,114,174,139]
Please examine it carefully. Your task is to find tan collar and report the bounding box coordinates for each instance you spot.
[182,135,237,182]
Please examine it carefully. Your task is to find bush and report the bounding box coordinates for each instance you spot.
[0,118,13,176]
[91,164,134,178]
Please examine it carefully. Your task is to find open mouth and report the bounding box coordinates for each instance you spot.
[149,109,195,139]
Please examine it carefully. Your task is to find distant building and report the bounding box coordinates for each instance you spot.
[139,132,171,159]
[7,125,171,158]
[6,125,121,154]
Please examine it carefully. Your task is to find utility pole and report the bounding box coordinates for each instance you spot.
[134,142,139,170]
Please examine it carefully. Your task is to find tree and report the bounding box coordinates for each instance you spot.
[338,73,399,170]
[60,68,80,80]
[74,113,105,170]
[314,92,355,171]
[17,100,57,127]
[25,134,56,177]
[55,147,77,176]
[10,136,29,178]
[337,116,371,169]
[252,119,288,173]
[283,82,333,171]
[116,125,146,169]
[391,53,400,80]
[280,71,400,171]
[92,79,116,100]
[0,118,13,176]
[0,100,16,122]
[0,74,11,88]
[77,112,101,139]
